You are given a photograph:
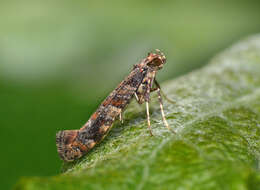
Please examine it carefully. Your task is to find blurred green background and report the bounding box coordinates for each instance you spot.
[1,0,260,189]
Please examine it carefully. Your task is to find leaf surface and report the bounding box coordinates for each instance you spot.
[15,35,260,190]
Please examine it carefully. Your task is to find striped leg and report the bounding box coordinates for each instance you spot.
[146,101,153,136]
[134,92,139,102]
[156,88,176,134]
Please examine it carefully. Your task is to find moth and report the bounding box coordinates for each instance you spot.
[56,49,174,162]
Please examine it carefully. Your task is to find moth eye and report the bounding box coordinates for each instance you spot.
[147,58,162,67]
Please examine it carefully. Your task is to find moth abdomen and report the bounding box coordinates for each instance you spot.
[56,130,88,162]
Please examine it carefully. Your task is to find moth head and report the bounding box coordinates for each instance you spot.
[146,49,166,70]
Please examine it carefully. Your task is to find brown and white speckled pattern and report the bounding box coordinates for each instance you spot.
[56,50,166,162]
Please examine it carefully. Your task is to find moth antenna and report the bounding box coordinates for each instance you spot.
[56,130,84,162]
[155,49,160,53]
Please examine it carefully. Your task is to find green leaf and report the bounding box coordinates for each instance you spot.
[14,35,260,190]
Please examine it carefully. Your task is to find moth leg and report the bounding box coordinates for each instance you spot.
[150,87,158,92]
[154,79,176,104]
[136,88,153,135]
[146,101,153,136]
[134,92,139,102]
[156,88,176,134]
[135,72,156,135]
[119,112,123,124]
